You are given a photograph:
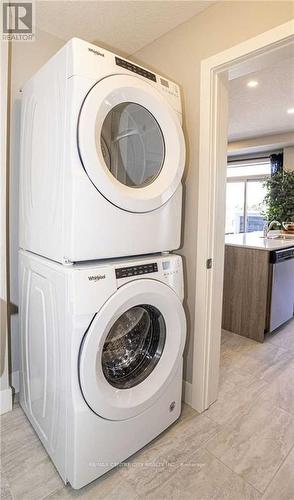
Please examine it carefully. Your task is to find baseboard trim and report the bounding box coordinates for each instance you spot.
[11,370,19,394]
[0,387,12,415]
[183,380,192,406]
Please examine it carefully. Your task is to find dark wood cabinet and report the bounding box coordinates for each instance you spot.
[222,245,270,342]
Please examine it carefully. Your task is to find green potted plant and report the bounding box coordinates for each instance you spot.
[263,170,294,224]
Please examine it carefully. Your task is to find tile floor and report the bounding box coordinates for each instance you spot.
[1,318,294,499]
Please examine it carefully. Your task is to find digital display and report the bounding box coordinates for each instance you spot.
[160,78,169,88]
[162,261,170,270]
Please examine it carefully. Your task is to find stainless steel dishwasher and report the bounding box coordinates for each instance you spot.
[269,247,294,332]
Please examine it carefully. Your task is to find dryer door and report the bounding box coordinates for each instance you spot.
[78,74,185,213]
[79,279,186,421]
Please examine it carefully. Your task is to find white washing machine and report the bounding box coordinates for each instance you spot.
[19,38,185,264]
[19,250,186,489]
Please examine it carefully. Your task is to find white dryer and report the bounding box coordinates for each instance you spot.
[19,250,186,489]
[19,38,185,264]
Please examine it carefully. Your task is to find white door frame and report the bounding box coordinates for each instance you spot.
[0,39,13,415]
[192,20,294,413]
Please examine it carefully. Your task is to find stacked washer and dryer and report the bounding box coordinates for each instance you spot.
[19,38,186,489]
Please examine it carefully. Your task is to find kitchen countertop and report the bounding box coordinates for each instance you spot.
[225,231,294,251]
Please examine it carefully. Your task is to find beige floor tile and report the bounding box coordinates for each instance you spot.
[1,405,64,500]
[221,330,258,353]
[146,448,261,500]
[8,457,64,500]
[1,405,35,449]
[235,342,293,383]
[116,412,220,497]
[206,399,294,493]
[0,487,14,500]
[45,468,138,500]
[3,327,294,500]
[1,404,41,474]
[180,402,198,422]
[219,331,263,373]
[44,411,215,499]
[210,337,272,426]
[205,375,268,425]
[267,319,294,353]
[221,326,294,378]
[1,421,46,474]
[259,362,294,416]
[0,468,13,500]
[263,446,294,500]
[219,363,260,387]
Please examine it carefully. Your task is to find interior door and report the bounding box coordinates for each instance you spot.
[78,74,185,213]
[78,279,186,421]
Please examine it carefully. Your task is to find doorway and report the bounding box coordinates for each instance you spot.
[191,20,294,412]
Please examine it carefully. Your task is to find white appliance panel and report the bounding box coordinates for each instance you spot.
[19,38,185,263]
[19,251,186,488]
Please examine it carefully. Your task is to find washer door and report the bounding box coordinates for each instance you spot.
[79,279,186,421]
[78,74,185,213]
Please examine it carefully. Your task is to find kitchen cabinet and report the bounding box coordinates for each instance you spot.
[222,233,294,342]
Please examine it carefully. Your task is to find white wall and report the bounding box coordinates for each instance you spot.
[133,1,294,383]
[228,132,294,156]
[228,133,294,174]
[9,29,65,390]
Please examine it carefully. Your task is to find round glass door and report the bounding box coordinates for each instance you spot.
[78,279,186,420]
[102,305,166,389]
[100,103,165,188]
[78,74,185,213]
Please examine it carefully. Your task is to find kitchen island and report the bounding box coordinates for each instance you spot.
[222,232,294,342]
[225,231,294,251]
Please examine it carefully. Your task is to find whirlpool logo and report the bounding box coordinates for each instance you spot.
[88,274,106,282]
[88,47,105,57]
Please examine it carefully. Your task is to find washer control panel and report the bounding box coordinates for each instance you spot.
[116,263,158,279]
[162,259,180,278]
[115,57,156,82]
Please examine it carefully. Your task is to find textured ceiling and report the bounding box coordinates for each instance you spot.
[36,1,215,55]
[229,55,294,142]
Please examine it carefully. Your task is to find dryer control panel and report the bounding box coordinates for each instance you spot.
[115,57,157,82]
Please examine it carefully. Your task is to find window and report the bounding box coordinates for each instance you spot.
[225,158,271,234]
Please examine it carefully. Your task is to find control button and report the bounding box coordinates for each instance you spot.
[116,262,158,279]
[115,57,156,82]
